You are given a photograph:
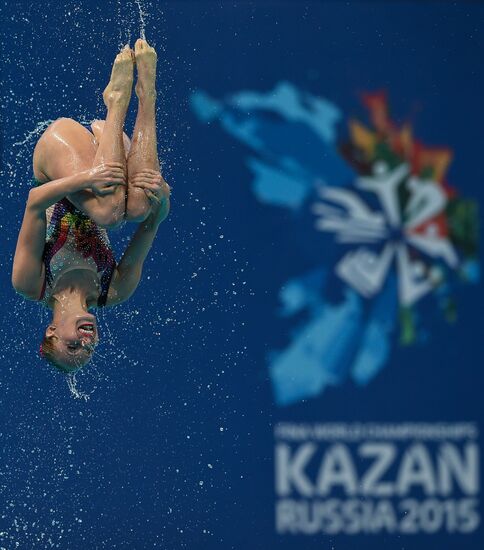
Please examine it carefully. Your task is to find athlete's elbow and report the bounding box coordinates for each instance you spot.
[11,274,38,301]
[109,270,142,305]
[11,267,22,292]
[90,203,125,230]
[26,188,43,212]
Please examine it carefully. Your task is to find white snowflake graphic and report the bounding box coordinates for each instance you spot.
[312,161,459,306]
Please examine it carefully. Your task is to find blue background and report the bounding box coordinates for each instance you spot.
[1,1,483,548]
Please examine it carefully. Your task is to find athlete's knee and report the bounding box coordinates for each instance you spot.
[44,117,77,135]
[91,200,125,229]
[36,118,83,151]
[125,199,151,223]
[53,117,79,128]
[94,211,125,230]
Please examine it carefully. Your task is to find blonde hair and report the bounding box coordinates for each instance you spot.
[39,335,72,374]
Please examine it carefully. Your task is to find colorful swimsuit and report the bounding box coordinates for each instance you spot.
[35,180,116,307]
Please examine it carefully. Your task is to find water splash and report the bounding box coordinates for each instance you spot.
[134,0,148,40]
[11,119,55,148]
[12,115,99,150]
[66,372,91,401]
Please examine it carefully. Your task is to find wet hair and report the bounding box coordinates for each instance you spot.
[39,334,76,374]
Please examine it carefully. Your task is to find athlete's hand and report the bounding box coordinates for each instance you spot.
[131,169,171,225]
[86,162,126,196]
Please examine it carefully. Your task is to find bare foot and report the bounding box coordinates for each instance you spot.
[103,45,134,108]
[134,38,157,101]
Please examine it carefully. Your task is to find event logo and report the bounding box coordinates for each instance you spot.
[191,84,479,406]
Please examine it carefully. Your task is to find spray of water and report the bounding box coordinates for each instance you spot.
[11,120,55,148]
[66,372,91,401]
[12,115,97,150]
[134,0,148,40]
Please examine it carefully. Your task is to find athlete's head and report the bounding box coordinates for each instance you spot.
[40,312,99,373]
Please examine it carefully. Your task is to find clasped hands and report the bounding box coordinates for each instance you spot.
[85,162,171,223]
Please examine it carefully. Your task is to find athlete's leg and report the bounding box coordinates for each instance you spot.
[33,47,134,229]
[91,119,131,160]
[81,44,134,227]
[126,39,160,222]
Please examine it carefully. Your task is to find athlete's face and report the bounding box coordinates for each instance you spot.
[44,312,99,371]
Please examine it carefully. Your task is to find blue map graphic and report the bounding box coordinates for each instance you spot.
[190,82,476,406]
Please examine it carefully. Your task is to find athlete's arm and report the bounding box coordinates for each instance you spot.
[29,163,126,211]
[12,192,49,300]
[106,174,170,306]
